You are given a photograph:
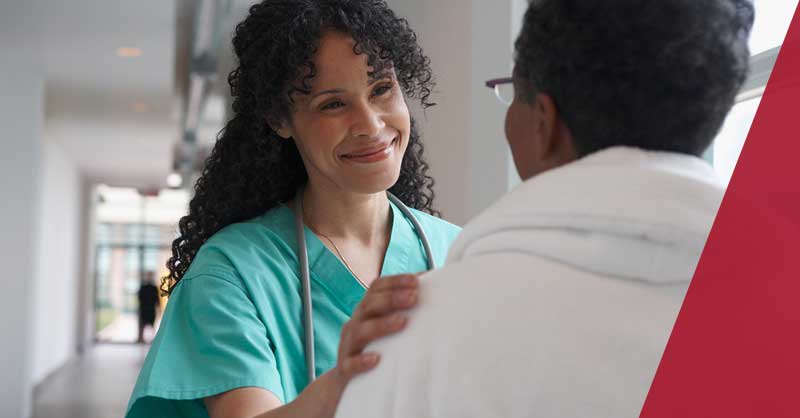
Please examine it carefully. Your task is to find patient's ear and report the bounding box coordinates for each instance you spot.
[535,93,576,167]
[534,94,558,157]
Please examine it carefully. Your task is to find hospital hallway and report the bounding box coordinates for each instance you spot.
[2,1,793,417]
[31,345,143,418]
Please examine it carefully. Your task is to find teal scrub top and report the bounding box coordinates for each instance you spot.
[125,201,461,418]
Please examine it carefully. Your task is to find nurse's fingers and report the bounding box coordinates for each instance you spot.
[354,288,418,319]
[351,274,418,319]
[340,314,409,355]
[369,273,419,291]
[338,352,380,380]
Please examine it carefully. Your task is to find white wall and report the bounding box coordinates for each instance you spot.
[465,0,517,218]
[387,0,517,225]
[31,138,84,384]
[76,181,98,355]
[2,4,91,416]
[0,74,43,418]
[0,7,45,418]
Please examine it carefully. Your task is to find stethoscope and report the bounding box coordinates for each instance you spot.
[293,189,436,382]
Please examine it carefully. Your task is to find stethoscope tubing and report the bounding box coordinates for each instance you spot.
[293,189,436,383]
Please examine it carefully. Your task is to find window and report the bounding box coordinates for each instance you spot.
[93,186,188,342]
[713,96,761,186]
[749,0,798,55]
[711,0,799,186]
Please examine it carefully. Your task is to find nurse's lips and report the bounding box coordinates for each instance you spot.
[341,138,397,163]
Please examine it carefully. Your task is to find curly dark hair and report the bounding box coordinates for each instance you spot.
[515,0,754,157]
[163,0,436,294]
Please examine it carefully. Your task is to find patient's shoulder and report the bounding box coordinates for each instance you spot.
[337,257,520,417]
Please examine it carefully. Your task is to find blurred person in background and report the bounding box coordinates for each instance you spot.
[125,0,460,417]
[336,0,754,417]
[137,271,160,344]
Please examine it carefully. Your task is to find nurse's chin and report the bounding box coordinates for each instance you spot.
[339,169,403,196]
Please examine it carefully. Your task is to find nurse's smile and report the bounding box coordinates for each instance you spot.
[340,137,398,164]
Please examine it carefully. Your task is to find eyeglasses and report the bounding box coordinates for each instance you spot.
[485,77,514,105]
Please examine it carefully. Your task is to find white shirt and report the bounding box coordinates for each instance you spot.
[335,147,725,418]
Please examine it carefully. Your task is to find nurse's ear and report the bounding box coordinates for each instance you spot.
[268,118,293,140]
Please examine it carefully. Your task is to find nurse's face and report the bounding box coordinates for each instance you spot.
[279,31,411,195]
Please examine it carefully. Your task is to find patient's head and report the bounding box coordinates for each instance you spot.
[506,0,754,179]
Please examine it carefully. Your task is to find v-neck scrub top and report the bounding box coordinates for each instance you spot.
[125,201,461,418]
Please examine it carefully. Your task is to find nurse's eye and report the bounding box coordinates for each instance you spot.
[372,82,393,97]
[320,100,345,111]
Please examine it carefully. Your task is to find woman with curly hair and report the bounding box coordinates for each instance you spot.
[125,0,460,417]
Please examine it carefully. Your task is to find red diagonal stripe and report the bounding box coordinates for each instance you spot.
[640,4,800,418]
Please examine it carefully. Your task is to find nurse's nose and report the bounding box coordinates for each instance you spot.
[351,102,385,139]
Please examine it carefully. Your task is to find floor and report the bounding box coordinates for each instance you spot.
[32,344,147,418]
[96,312,161,344]
[96,313,139,343]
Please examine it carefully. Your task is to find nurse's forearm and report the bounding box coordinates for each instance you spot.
[206,370,346,418]
[252,369,347,418]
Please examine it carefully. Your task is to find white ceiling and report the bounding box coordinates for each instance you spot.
[39,0,178,190]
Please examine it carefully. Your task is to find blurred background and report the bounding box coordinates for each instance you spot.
[0,0,795,417]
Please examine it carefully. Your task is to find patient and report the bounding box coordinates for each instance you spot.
[336,0,754,416]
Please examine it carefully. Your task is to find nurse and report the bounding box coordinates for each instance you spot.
[124,1,460,417]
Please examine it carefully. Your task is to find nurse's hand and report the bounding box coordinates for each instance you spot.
[334,273,419,381]
[274,274,419,418]
[207,274,420,418]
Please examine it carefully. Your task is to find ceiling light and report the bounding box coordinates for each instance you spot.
[116,47,142,57]
[166,172,183,188]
